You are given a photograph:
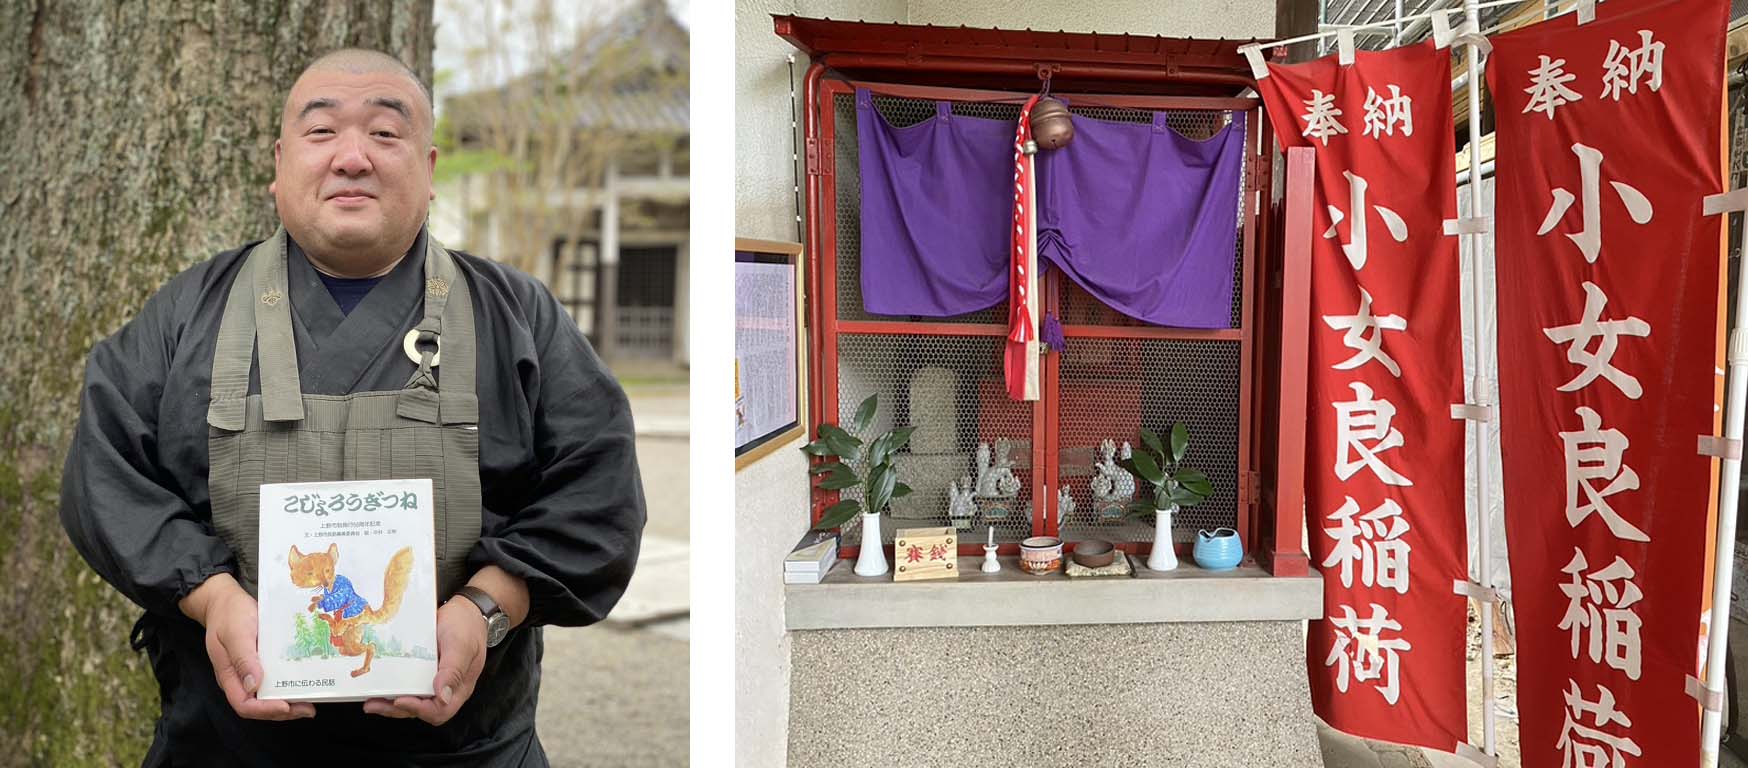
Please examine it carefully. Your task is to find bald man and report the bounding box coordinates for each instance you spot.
[59,47,645,765]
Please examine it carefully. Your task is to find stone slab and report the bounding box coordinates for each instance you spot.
[785,554,1322,630]
[907,366,960,454]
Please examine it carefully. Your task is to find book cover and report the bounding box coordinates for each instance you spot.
[785,530,838,566]
[257,479,438,702]
[785,549,837,572]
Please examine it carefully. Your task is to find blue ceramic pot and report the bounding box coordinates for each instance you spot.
[1193,528,1243,570]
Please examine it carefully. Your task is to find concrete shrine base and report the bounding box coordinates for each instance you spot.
[784,556,1324,767]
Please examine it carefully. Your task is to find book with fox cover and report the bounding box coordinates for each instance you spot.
[257,478,438,702]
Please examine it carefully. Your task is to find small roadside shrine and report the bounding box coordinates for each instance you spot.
[780,18,1307,575]
[770,14,1329,768]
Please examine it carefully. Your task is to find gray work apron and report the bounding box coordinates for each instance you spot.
[205,227,481,599]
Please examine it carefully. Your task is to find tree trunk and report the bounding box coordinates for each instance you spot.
[0,2,433,762]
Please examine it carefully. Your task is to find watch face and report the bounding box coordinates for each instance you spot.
[485,612,511,647]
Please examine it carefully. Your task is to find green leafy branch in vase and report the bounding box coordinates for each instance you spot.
[801,394,916,531]
[1119,423,1214,519]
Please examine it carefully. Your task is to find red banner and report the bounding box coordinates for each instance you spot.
[1259,42,1470,751]
[1489,0,1726,765]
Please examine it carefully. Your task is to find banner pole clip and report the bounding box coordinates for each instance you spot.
[1451,16,1493,58]
[1577,0,1597,25]
[1703,188,1748,216]
[1698,435,1742,461]
[1431,10,1455,49]
[1451,403,1495,422]
[1337,29,1356,66]
[1240,45,1270,80]
[1688,674,1725,712]
[1443,217,1492,236]
[1453,579,1499,604]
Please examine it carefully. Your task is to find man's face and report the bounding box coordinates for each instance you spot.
[272,68,436,262]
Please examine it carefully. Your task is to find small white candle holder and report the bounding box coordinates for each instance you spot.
[981,544,1001,573]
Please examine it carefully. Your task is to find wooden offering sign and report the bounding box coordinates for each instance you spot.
[893,527,957,582]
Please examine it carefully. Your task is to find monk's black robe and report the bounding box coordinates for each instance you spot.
[59,228,646,766]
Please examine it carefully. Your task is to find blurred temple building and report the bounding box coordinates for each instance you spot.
[432,0,689,371]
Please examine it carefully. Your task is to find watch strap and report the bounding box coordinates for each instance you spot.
[455,585,501,620]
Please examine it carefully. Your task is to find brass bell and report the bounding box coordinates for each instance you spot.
[1030,97,1074,150]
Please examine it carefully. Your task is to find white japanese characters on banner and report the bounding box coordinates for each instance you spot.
[1258,40,1471,751]
[1488,1,1727,765]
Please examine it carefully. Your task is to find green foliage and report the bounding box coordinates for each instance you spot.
[432,115,526,185]
[361,625,410,658]
[801,394,915,531]
[1121,423,1214,519]
[288,612,337,660]
[290,614,433,660]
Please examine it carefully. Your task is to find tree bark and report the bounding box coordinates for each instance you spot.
[0,2,433,762]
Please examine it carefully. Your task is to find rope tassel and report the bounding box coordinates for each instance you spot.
[1042,312,1065,352]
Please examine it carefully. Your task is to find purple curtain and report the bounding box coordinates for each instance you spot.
[1036,111,1246,329]
[857,86,1245,328]
[856,90,1014,316]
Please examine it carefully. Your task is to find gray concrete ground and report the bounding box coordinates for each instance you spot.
[535,384,690,767]
[538,622,689,767]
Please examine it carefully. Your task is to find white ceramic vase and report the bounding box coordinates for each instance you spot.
[1147,505,1179,572]
[854,511,889,577]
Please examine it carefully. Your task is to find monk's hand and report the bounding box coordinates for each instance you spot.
[186,574,316,721]
[364,597,485,725]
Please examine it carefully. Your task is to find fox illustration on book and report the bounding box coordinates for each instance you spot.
[288,543,415,677]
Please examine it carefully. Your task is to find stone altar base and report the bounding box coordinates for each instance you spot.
[787,620,1322,768]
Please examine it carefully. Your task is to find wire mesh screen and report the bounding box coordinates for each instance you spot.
[834,333,1036,547]
[1055,338,1242,545]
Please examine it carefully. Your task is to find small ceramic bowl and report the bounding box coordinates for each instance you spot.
[1071,540,1115,569]
[1019,536,1064,575]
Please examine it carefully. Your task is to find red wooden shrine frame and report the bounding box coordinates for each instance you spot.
[783,17,1312,577]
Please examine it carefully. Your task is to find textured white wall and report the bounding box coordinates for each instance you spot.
[737,0,906,241]
[907,0,1274,39]
[731,441,808,768]
[735,3,904,766]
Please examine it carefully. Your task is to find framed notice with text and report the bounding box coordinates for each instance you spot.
[736,238,807,469]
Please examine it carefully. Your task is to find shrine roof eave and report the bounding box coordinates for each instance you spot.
[773,15,1260,96]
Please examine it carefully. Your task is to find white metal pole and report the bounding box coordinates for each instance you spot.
[1318,0,1330,55]
[1248,0,1524,51]
[1461,0,1499,755]
[1701,205,1748,768]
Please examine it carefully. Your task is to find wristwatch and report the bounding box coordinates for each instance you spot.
[455,586,511,648]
